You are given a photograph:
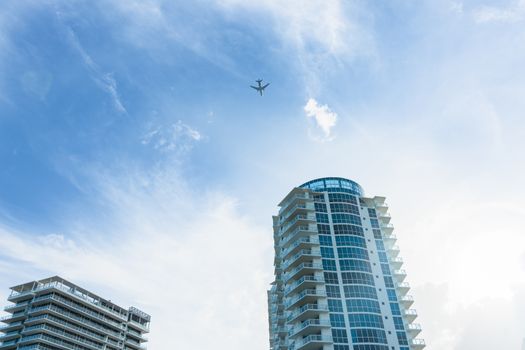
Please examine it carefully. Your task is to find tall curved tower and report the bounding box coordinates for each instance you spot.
[268,177,425,350]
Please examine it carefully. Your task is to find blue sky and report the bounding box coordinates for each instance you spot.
[1,1,525,349]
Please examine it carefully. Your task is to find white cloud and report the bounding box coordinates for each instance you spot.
[474,0,525,23]
[141,120,202,153]
[303,98,338,141]
[0,166,272,350]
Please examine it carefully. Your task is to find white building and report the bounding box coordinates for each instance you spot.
[268,177,425,350]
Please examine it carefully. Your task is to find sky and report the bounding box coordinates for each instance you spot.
[0,0,525,349]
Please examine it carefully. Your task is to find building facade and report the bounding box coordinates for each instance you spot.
[268,177,425,350]
[0,276,149,350]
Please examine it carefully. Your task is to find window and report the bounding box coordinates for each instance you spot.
[332,329,348,343]
[324,272,339,284]
[387,289,398,302]
[351,329,387,344]
[375,240,385,251]
[317,224,331,234]
[378,252,389,263]
[396,331,408,345]
[334,224,364,236]
[348,313,385,329]
[339,259,372,273]
[319,235,333,246]
[367,208,377,217]
[372,229,382,239]
[335,346,350,350]
[315,202,327,212]
[346,299,381,314]
[322,259,337,271]
[341,272,375,286]
[390,303,401,316]
[336,235,366,248]
[328,299,344,312]
[330,313,346,328]
[370,218,380,228]
[328,193,358,204]
[380,264,391,276]
[321,247,335,258]
[316,213,329,223]
[332,213,362,225]
[344,285,378,299]
[326,285,341,298]
[384,277,394,288]
[353,346,389,350]
[313,194,325,202]
[337,247,369,260]
[331,203,360,215]
[393,317,405,330]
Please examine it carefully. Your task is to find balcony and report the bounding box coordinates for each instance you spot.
[391,257,403,269]
[380,223,394,234]
[407,323,422,336]
[279,193,311,214]
[285,276,324,296]
[285,289,327,310]
[0,339,18,349]
[280,215,317,237]
[289,319,331,338]
[284,263,323,283]
[0,311,26,323]
[393,269,407,282]
[0,322,23,332]
[396,282,410,295]
[404,309,418,322]
[282,238,320,260]
[280,226,318,249]
[279,203,315,224]
[283,249,321,270]
[387,245,400,258]
[399,295,414,308]
[375,201,388,213]
[411,338,426,349]
[378,213,391,223]
[287,304,329,323]
[383,234,397,247]
[291,334,332,350]
[0,331,21,343]
[4,301,30,314]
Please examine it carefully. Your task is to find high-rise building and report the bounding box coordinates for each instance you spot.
[0,276,150,350]
[268,177,425,350]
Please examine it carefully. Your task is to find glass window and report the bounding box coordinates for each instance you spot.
[331,203,360,215]
[332,213,362,225]
[319,234,333,246]
[393,317,405,330]
[351,329,387,344]
[390,303,401,316]
[328,299,344,312]
[378,252,389,263]
[337,247,369,260]
[332,328,348,343]
[328,193,358,204]
[380,264,391,275]
[316,213,329,223]
[330,313,346,328]
[322,259,337,271]
[375,240,385,251]
[341,272,375,286]
[367,208,377,217]
[334,224,364,236]
[344,285,378,299]
[321,247,335,258]
[324,272,339,284]
[384,276,395,288]
[348,313,385,329]
[397,331,409,345]
[339,259,372,273]
[317,224,331,234]
[387,289,398,302]
[326,285,341,298]
[353,345,389,350]
[335,235,366,248]
[370,218,380,228]
[315,202,327,212]
[372,229,382,239]
[346,299,381,314]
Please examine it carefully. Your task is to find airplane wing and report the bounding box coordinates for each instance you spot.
[250,85,259,90]
[262,83,270,89]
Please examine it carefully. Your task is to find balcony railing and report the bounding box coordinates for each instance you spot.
[285,289,326,309]
[283,249,321,270]
[289,319,330,337]
[282,238,320,259]
[285,276,324,296]
[287,304,329,322]
[284,263,323,282]
[280,226,317,248]
[291,334,333,350]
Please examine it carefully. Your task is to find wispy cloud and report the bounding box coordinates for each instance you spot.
[141,120,202,153]
[473,0,525,23]
[64,26,126,113]
[303,98,338,141]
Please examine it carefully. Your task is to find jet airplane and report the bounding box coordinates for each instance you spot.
[251,79,270,96]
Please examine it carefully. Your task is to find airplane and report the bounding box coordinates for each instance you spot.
[250,79,270,96]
